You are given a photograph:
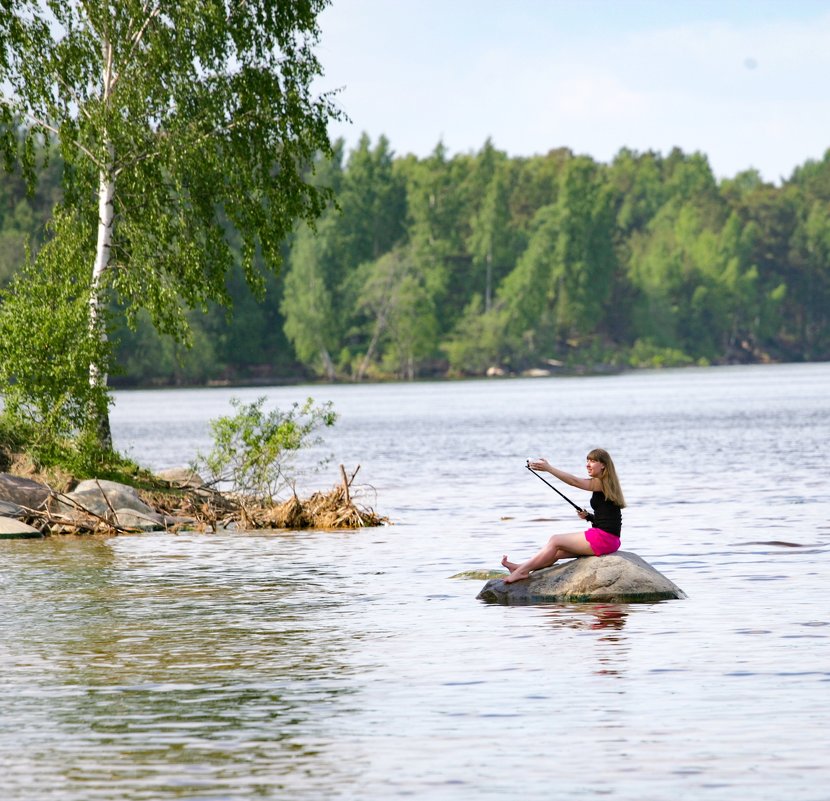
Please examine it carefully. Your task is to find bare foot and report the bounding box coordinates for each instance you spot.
[503,570,529,584]
[501,555,520,572]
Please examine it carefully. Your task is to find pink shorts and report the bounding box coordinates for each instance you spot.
[584,527,621,556]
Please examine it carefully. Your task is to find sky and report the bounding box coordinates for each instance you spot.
[314,0,830,184]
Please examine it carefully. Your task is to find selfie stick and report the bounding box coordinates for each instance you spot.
[525,461,593,520]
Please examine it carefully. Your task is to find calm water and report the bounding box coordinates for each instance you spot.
[2,363,829,800]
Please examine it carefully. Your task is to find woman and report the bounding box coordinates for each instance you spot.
[502,448,626,583]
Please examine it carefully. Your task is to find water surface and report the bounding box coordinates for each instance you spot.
[2,363,829,800]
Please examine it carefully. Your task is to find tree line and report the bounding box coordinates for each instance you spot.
[3,134,829,385]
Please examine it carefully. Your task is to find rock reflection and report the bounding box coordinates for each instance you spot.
[542,603,630,677]
[542,602,629,632]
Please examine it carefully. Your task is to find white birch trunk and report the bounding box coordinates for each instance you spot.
[89,37,116,448]
[89,155,114,384]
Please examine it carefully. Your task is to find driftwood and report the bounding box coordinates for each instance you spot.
[18,489,139,536]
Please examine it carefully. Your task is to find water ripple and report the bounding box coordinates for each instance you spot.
[2,364,829,799]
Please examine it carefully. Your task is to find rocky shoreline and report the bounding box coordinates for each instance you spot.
[0,465,387,538]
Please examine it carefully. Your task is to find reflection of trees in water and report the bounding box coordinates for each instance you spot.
[4,538,364,798]
[543,603,631,677]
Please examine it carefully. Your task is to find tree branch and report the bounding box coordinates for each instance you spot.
[112,111,256,178]
[109,3,161,95]
[55,74,92,121]
[0,95,104,169]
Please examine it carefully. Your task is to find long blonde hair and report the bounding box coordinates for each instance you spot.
[588,448,626,508]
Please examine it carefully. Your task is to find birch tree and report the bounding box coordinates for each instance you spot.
[0,0,339,448]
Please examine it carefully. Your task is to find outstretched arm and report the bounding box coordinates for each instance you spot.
[528,457,599,492]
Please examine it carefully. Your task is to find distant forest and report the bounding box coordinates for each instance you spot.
[2,135,829,386]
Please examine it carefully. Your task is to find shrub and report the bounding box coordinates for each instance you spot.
[195,396,337,501]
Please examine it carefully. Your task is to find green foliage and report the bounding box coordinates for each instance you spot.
[5,130,830,386]
[0,133,60,287]
[0,203,141,473]
[627,340,697,369]
[443,295,507,374]
[0,403,146,480]
[196,397,337,501]
[467,158,518,311]
[0,0,341,438]
[113,309,219,386]
[354,246,438,379]
[0,209,113,439]
[281,134,410,380]
[281,217,340,379]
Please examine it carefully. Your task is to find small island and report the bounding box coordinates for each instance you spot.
[0,463,387,539]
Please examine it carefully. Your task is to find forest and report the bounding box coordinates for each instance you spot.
[2,134,829,386]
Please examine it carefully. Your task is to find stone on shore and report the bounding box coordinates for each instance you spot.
[73,479,141,497]
[114,508,197,532]
[112,508,166,531]
[476,552,686,604]
[0,516,44,538]
[0,499,26,519]
[0,472,51,510]
[154,467,206,488]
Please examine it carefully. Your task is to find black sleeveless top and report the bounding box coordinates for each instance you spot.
[590,491,622,536]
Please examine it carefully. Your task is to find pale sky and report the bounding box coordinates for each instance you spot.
[315,0,830,184]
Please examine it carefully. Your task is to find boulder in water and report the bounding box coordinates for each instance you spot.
[477,552,686,604]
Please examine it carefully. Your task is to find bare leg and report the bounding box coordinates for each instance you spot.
[503,532,595,583]
[501,555,520,572]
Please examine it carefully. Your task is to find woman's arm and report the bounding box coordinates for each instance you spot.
[528,457,600,492]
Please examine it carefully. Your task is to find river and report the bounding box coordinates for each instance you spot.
[1,362,829,800]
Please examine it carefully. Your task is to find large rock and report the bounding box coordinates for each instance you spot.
[73,479,141,497]
[0,516,44,539]
[0,473,51,510]
[477,552,686,604]
[50,483,155,520]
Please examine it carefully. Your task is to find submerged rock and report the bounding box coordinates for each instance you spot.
[112,508,167,531]
[477,552,686,605]
[451,569,509,580]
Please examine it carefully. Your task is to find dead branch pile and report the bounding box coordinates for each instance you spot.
[250,484,388,530]
[139,463,387,531]
[9,464,387,536]
[171,465,389,530]
[217,465,388,530]
[139,485,239,532]
[18,491,136,537]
